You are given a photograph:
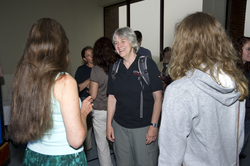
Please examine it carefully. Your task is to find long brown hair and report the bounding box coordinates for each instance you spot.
[93,37,120,74]
[9,18,69,143]
[169,12,248,100]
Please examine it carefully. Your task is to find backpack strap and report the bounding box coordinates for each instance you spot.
[111,59,122,81]
[138,76,144,118]
[137,56,150,118]
[138,56,149,85]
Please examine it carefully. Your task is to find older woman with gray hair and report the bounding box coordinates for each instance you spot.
[106,27,162,166]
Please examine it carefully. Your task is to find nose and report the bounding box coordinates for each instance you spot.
[116,42,122,48]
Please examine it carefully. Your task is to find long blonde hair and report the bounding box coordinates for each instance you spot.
[169,12,248,100]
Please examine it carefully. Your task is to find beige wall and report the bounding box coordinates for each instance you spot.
[0,0,104,103]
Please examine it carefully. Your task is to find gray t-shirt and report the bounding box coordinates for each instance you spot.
[90,65,108,110]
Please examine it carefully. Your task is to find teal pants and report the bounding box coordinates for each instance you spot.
[23,148,87,166]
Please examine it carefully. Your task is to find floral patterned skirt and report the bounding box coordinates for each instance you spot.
[23,148,87,166]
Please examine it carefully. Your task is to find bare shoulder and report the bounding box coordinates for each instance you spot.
[54,73,78,101]
[55,73,76,86]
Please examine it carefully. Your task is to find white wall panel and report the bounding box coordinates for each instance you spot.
[164,0,202,51]
[245,0,250,37]
[119,0,203,63]
[130,0,161,63]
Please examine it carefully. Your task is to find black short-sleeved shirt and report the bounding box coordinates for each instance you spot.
[75,64,92,98]
[107,55,162,128]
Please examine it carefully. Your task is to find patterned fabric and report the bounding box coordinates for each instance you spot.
[23,148,87,166]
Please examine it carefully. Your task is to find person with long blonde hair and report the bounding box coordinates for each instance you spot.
[9,18,93,165]
[158,12,248,166]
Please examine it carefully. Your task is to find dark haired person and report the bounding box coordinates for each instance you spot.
[75,46,94,151]
[9,18,93,165]
[89,37,120,166]
[234,36,250,159]
[134,30,152,59]
[158,12,248,166]
[157,47,172,91]
[75,46,94,101]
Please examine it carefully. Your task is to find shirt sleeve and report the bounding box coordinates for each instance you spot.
[147,58,162,92]
[90,66,98,83]
[158,84,192,166]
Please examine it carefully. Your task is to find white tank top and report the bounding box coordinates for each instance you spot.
[27,73,83,155]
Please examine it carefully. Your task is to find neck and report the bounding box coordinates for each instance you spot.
[123,52,137,69]
[87,63,94,68]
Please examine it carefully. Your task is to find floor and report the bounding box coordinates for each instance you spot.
[2,131,250,166]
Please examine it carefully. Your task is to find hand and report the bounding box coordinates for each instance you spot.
[106,125,115,142]
[146,125,158,145]
[81,96,93,116]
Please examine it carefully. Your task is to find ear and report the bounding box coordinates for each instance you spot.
[83,57,87,62]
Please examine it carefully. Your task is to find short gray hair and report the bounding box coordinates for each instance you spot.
[112,27,140,53]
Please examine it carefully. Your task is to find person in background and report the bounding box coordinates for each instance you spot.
[157,47,172,91]
[158,12,248,166]
[234,36,250,159]
[9,18,93,165]
[75,46,94,151]
[134,30,152,59]
[107,27,162,166]
[89,37,120,166]
[75,46,94,101]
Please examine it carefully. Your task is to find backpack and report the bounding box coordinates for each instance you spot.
[111,56,149,118]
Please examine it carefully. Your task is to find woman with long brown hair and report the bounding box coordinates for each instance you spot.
[9,18,93,165]
[158,12,248,166]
